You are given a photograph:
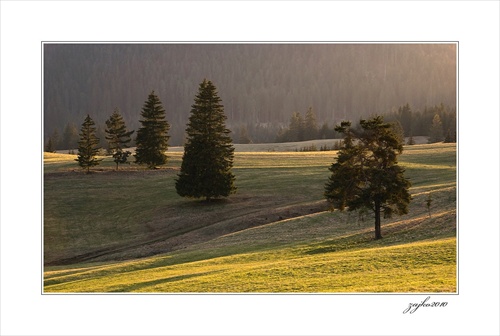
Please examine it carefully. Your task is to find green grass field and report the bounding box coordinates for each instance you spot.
[43,142,456,293]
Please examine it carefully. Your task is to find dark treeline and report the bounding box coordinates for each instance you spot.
[273,102,456,144]
[44,44,456,148]
[384,103,456,142]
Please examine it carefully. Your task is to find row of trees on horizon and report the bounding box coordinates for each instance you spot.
[45,101,456,153]
[274,103,456,144]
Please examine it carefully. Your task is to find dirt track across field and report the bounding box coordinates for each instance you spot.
[45,193,329,266]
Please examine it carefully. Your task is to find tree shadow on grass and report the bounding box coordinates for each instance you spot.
[109,270,222,292]
[173,197,233,210]
[305,211,456,256]
[305,233,373,255]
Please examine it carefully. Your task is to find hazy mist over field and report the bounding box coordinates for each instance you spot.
[44,43,456,145]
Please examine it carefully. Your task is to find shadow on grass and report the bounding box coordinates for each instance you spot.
[109,270,222,292]
[305,211,456,256]
[305,234,373,255]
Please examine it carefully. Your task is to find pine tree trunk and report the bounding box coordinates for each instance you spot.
[374,201,382,239]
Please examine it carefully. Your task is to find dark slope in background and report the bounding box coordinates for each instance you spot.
[44,43,456,145]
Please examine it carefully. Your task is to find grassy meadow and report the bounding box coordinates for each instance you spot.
[43,142,456,292]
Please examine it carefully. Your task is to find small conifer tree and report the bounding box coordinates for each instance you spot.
[105,108,134,170]
[134,91,170,168]
[407,132,416,145]
[45,137,55,153]
[289,112,304,142]
[50,129,60,151]
[428,114,444,143]
[62,122,79,151]
[75,115,102,173]
[238,126,252,144]
[304,107,319,140]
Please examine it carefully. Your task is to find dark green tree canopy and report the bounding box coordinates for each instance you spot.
[134,91,170,168]
[105,108,134,169]
[75,114,102,173]
[325,116,411,239]
[176,79,236,201]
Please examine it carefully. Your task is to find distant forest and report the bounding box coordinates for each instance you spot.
[44,43,456,147]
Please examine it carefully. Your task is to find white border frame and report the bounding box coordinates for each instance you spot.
[2,1,499,335]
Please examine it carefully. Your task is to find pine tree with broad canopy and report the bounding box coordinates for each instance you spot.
[105,108,134,170]
[324,116,412,239]
[176,79,236,201]
[134,91,170,168]
[75,114,102,173]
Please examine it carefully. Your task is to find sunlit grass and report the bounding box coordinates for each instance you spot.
[233,151,333,168]
[44,152,77,162]
[44,235,456,293]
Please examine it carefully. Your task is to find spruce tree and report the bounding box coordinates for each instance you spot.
[319,122,330,139]
[134,91,170,168]
[390,120,405,144]
[176,79,236,201]
[407,132,416,145]
[238,125,252,144]
[105,108,134,170]
[325,116,412,239]
[443,129,456,143]
[45,137,55,153]
[62,122,79,151]
[289,112,304,142]
[428,114,444,143]
[398,103,413,136]
[304,107,318,140]
[50,129,60,151]
[75,114,102,173]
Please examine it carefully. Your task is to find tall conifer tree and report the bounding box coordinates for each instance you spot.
[134,91,170,168]
[176,79,236,201]
[75,114,102,173]
[105,108,134,170]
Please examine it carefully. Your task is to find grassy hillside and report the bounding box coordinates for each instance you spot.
[43,142,456,292]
